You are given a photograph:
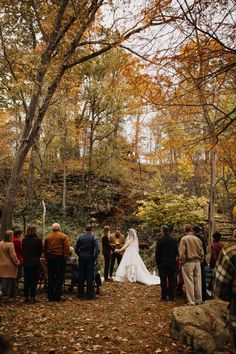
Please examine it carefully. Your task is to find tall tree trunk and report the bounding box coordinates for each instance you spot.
[208,147,217,241]
[42,200,46,238]
[62,148,67,218]
[27,146,36,200]
[87,130,94,202]
[1,144,29,232]
[48,153,53,186]
[194,29,218,242]
[134,114,140,157]
[81,129,87,188]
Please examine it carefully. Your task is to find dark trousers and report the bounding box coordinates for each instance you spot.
[233,334,236,348]
[159,267,176,300]
[110,252,122,277]
[201,263,207,301]
[1,278,16,298]
[78,256,94,299]
[103,254,110,280]
[47,257,66,301]
[24,265,39,298]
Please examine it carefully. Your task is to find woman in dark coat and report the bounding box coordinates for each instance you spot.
[22,226,43,303]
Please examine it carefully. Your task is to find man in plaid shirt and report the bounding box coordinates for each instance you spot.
[213,242,236,351]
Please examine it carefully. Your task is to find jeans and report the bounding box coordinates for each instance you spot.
[78,256,94,299]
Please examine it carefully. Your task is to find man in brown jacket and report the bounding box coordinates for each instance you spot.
[179,224,204,305]
[44,223,70,301]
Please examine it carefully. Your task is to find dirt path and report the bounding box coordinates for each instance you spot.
[0,282,191,353]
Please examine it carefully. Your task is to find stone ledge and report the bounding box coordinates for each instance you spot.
[170,300,233,353]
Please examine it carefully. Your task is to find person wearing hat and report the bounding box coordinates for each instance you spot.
[44,223,70,301]
[214,240,236,352]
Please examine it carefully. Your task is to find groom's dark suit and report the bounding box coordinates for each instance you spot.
[155,233,178,301]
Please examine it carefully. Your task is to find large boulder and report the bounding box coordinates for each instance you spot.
[170,300,233,353]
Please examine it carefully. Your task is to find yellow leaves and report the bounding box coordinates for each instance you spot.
[177,157,195,180]
[69,86,81,97]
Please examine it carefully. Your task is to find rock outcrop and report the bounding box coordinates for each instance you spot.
[170,300,233,353]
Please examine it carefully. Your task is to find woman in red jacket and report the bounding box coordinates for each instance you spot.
[210,231,224,269]
[12,227,24,284]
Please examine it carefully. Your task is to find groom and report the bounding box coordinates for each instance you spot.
[109,228,125,280]
[155,225,178,301]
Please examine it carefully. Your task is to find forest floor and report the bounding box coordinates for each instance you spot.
[0,281,192,354]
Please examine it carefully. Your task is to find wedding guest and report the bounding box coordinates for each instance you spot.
[0,230,20,300]
[44,223,70,302]
[179,225,204,305]
[155,225,178,301]
[22,226,43,303]
[193,225,207,301]
[210,231,224,269]
[75,225,100,300]
[12,227,24,285]
[109,228,125,280]
[101,226,111,281]
[214,240,236,352]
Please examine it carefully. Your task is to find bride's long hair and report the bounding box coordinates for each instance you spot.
[127,228,139,251]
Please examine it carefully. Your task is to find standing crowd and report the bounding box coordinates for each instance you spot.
[155,224,236,350]
[0,222,235,351]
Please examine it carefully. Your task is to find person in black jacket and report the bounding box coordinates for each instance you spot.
[22,226,43,303]
[75,225,100,300]
[155,225,178,302]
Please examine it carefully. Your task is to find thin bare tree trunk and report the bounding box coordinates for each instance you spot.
[1,144,30,232]
[208,147,217,241]
[42,200,46,238]
[62,147,67,218]
[134,114,140,157]
[87,129,94,202]
[27,146,36,200]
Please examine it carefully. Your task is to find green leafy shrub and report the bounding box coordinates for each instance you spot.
[136,192,207,232]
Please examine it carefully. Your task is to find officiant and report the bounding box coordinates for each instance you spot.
[109,228,125,280]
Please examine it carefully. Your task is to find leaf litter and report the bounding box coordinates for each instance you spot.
[0,282,191,353]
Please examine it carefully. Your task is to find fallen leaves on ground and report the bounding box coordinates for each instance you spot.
[0,283,191,353]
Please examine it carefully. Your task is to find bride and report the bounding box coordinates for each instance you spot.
[115,228,160,285]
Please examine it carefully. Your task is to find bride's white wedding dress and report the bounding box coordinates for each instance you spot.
[115,233,160,285]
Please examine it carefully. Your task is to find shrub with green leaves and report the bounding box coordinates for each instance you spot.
[136,192,207,232]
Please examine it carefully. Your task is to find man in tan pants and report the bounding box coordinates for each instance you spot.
[179,225,204,305]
